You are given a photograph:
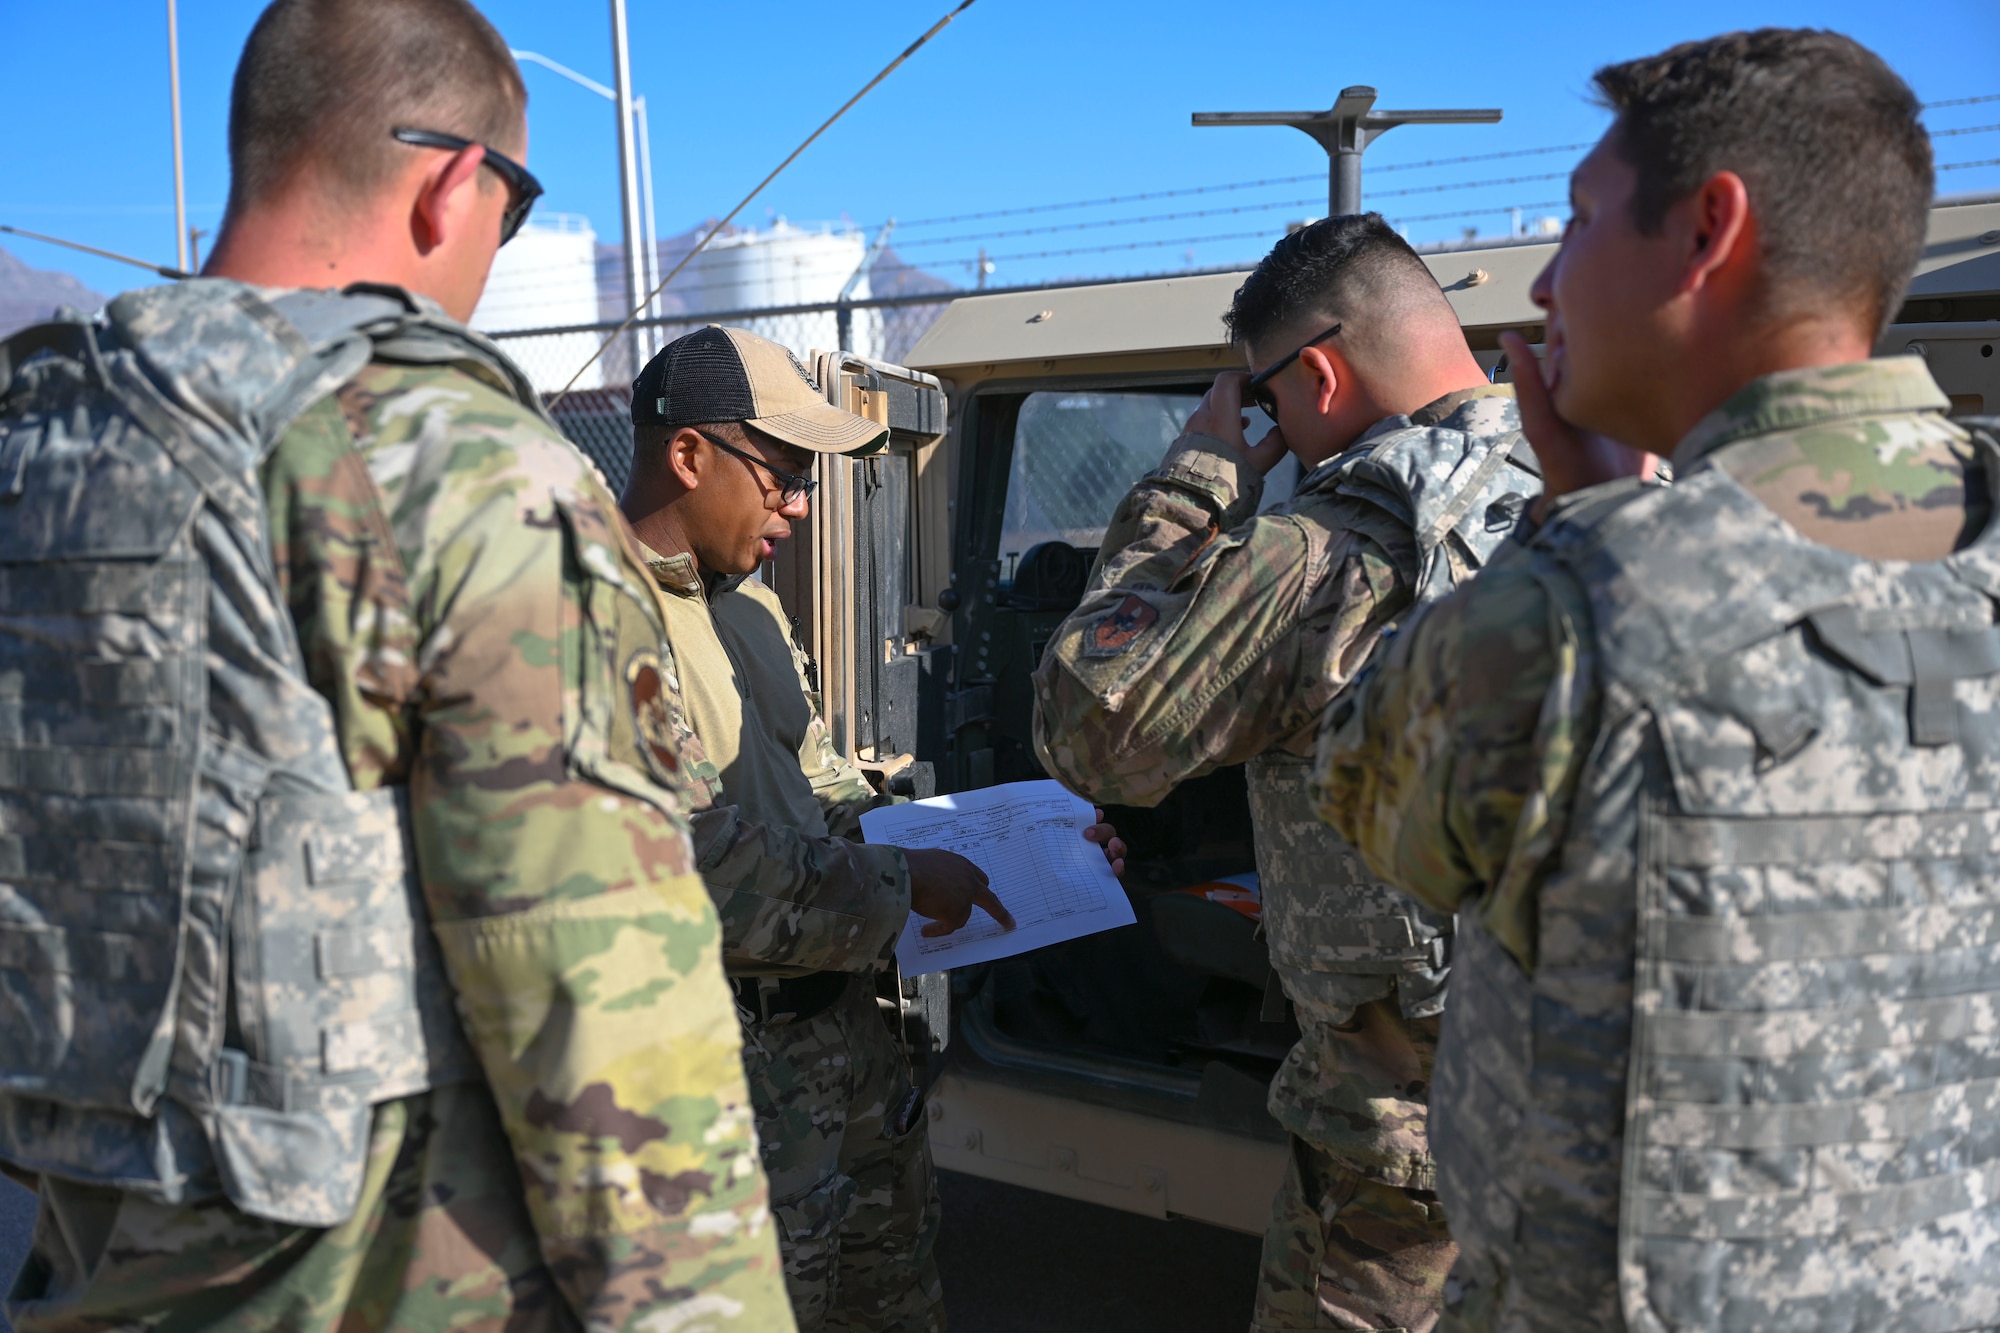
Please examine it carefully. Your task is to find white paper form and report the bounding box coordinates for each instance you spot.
[860,779,1136,976]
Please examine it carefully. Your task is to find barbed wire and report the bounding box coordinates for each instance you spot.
[948,199,1570,267]
[879,142,1595,232]
[1927,94,2000,109]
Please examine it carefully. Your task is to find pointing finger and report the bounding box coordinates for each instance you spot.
[973,884,1016,931]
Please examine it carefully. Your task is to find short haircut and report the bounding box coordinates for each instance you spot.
[1593,29,1932,334]
[1223,214,1449,353]
[227,0,526,216]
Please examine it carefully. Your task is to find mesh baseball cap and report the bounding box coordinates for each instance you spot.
[631,325,888,456]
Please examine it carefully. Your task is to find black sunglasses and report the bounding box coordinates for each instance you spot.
[391,127,544,244]
[1245,321,1343,419]
[696,429,818,508]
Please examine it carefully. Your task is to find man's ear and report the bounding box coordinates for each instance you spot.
[667,427,708,490]
[1299,345,1343,417]
[409,143,488,255]
[1678,169,1755,300]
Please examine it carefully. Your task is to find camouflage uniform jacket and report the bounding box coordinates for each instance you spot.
[1316,356,1985,969]
[641,546,911,978]
[1315,357,1995,1329]
[12,341,793,1330]
[1033,385,1534,1184]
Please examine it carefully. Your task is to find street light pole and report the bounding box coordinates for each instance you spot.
[608,0,649,367]
[633,95,660,328]
[166,0,189,272]
[1194,86,1501,217]
[511,51,665,338]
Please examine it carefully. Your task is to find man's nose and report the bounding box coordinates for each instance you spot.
[1528,255,1556,312]
[780,491,811,520]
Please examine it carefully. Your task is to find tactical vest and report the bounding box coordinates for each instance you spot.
[1434,434,2000,1332]
[1254,401,1539,1023]
[0,280,541,1227]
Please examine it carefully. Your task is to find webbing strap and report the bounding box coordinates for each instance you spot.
[1654,901,2000,963]
[0,746,183,798]
[1661,810,2000,867]
[1634,1154,2000,1240]
[1641,1073,2000,1150]
[1647,989,1988,1058]
[1415,430,1527,552]
[0,922,173,982]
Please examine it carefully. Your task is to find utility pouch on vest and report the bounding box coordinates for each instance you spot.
[0,280,518,1226]
[206,786,476,1224]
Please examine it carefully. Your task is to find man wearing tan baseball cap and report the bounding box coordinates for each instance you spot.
[620,325,1127,1331]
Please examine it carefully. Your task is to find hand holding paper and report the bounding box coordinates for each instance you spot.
[861,780,1138,976]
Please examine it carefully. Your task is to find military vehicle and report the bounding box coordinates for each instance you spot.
[574,194,2000,1236]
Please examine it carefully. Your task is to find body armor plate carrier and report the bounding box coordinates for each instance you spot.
[0,280,541,1227]
[1257,402,1539,1022]
[1435,431,2000,1331]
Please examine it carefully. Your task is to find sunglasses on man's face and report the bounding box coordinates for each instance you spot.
[391,127,544,244]
[1245,321,1343,420]
[696,430,819,509]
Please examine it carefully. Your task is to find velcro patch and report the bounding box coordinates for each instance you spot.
[1087,594,1160,656]
[626,652,681,779]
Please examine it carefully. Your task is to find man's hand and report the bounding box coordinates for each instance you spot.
[904,847,1016,937]
[1499,331,1660,521]
[1183,372,1289,476]
[1086,808,1127,878]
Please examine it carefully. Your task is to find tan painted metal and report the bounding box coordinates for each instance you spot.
[795,198,2000,1233]
[926,1070,1289,1235]
[907,198,2000,378]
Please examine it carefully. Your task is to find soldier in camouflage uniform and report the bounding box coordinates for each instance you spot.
[1032,215,1539,1333]
[618,326,1127,1332]
[1,3,792,1328]
[1316,31,1998,1331]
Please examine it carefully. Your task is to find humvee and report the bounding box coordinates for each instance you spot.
[576,194,2000,1236]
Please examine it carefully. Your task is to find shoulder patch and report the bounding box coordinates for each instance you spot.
[1087,593,1161,656]
[626,650,681,781]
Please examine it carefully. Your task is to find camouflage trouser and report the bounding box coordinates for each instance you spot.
[1251,1137,1456,1332]
[740,974,944,1333]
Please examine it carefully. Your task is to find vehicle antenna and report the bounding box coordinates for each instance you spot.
[1194,88,1502,217]
[547,0,980,409]
[0,224,191,280]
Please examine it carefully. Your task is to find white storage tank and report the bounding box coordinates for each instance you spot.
[682,218,882,360]
[472,213,603,391]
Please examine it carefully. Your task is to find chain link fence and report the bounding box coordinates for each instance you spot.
[484,296,955,489]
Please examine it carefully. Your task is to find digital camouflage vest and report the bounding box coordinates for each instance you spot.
[0,280,541,1227]
[1435,437,2000,1331]
[1255,398,1538,1022]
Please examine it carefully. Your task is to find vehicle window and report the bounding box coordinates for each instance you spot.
[998,390,1288,577]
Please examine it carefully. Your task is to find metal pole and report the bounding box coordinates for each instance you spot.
[607,0,648,371]
[167,0,189,272]
[1333,152,1363,217]
[1195,88,1500,221]
[634,95,661,345]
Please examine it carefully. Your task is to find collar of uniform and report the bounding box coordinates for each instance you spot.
[637,540,704,599]
[1348,382,1518,452]
[1408,382,1515,429]
[1672,356,1950,472]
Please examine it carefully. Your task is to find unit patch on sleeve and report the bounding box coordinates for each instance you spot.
[1087,593,1161,655]
[626,650,682,780]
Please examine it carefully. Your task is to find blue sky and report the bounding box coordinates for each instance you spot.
[3,0,1997,301]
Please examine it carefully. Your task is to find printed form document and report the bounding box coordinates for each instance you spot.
[860,779,1136,976]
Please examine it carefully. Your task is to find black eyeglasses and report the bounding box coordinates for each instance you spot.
[391,127,544,244]
[1245,321,1343,419]
[696,430,818,508]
